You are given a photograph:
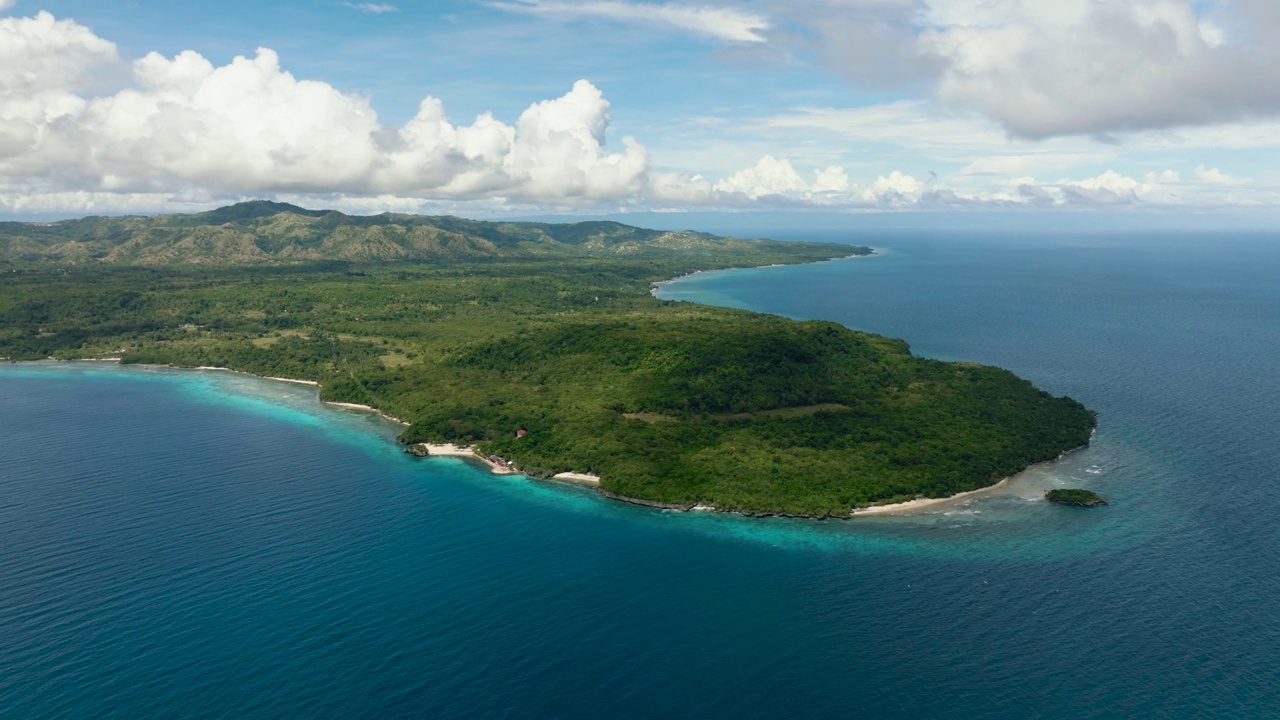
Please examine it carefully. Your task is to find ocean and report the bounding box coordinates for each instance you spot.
[2,229,1278,718]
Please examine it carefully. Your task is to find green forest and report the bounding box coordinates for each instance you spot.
[0,203,1096,517]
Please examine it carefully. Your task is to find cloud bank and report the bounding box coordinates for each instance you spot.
[0,10,1272,215]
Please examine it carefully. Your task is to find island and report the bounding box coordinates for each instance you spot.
[0,202,1097,518]
[1046,489,1109,507]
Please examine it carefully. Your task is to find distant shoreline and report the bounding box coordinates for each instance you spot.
[649,250,877,297]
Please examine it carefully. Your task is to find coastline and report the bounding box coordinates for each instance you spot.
[50,360,602,491]
[849,477,1014,516]
[191,365,322,387]
[848,444,1092,517]
[600,476,1013,520]
[599,443,1093,519]
[27,358,1086,519]
[411,443,601,485]
[162,363,404,425]
[321,400,410,427]
[650,250,877,297]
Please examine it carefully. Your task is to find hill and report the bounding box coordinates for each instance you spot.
[0,201,833,266]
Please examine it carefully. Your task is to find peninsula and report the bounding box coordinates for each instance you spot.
[0,202,1097,517]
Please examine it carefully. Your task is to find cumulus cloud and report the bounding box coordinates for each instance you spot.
[811,166,849,193]
[714,155,808,198]
[864,171,925,206]
[680,155,927,207]
[0,13,649,204]
[376,79,648,199]
[668,158,1266,210]
[1060,170,1151,205]
[490,0,770,42]
[985,169,1188,207]
[1194,165,1237,185]
[780,0,1280,139]
[0,11,119,94]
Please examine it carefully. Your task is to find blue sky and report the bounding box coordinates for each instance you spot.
[4,0,1280,218]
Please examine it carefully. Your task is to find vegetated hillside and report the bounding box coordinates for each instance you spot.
[0,201,844,266]
[0,244,1096,517]
[383,316,1095,516]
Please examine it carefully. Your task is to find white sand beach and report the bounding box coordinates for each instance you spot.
[551,472,601,486]
[850,477,1014,516]
[321,401,410,427]
[417,444,519,475]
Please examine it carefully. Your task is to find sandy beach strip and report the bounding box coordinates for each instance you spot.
[850,477,1013,516]
[192,366,316,386]
[851,444,1090,516]
[265,376,319,386]
[418,445,595,482]
[192,365,316,385]
[417,444,520,475]
[420,443,478,457]
[551,472,601,486]
[321,401,410,427]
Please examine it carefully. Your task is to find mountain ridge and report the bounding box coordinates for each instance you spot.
[0,202,799,266]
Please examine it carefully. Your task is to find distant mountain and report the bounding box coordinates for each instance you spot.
[0,201,815,266]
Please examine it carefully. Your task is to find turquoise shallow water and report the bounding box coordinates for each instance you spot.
[2,230,1280,717]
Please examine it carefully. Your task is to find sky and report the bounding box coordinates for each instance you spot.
[4,0,1280,220]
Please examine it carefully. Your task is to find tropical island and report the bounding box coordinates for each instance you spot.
[0,202,1097,517]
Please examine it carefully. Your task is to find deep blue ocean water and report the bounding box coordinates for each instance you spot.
[2,230,1279,718]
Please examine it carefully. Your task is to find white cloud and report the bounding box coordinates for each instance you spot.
[0,14,649,204]
[1062,170,1149,205]
[1194,165,1236,185]
[693,156,926,207]
[812,166,849,193]
[490,0,770,42]
[669,158,1269,210]
[0,1,15,12]
[648,171,714,204]
[377,79,648,199]
[864,171,925,205]
[0,11,119,94]
[780,0,1280,138]
[2,11,1276,215]
[343,3,399,13]
[714,155,808,198]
